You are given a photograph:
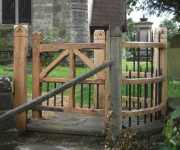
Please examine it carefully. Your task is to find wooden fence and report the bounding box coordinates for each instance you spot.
[121,29,167,127]
[0,26,167,137]
[0,26,122,138]
[30,29,167,129]
[32,32,107,118]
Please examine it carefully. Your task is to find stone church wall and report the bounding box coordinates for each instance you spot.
[32,0,88,42]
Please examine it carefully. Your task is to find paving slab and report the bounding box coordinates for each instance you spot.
[16,144,79,150]
[27,112,105,136]
[0,132,105,150]
[16,144,101,150]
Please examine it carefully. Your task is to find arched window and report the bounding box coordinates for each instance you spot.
[2,0,31,24]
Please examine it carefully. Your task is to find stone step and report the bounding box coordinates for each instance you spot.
[0,111,15,130]
[11,132,104,150]
[0,129,18,144]
[27,112,105,137]
[0,143,18,150]
[16,145,70,150]
[0,131,104,150]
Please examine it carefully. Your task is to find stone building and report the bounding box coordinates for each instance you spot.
[0,0,88,42]
[135,16,153,42]
[134,16,153,61]
[89,0,127,41]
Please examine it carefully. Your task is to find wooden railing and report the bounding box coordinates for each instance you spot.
[122,41,165,49]
[32,33,108,118]
[0,61,112,121]
[0,26,167,135]
[0,26,122,135]
[120,28,167,127]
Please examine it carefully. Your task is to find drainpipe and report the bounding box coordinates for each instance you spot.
[15,0,19,24]
[0,0,2,24]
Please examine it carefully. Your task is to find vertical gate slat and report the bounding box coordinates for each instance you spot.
[32,32,43,118]
[69,49,76,109]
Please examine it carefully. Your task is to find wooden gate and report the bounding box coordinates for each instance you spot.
[0,25,167,139]
[32,33,107,119]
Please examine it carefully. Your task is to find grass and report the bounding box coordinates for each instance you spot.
[0,62,179,101]
[0,64,94,106]
[168,81,180,97]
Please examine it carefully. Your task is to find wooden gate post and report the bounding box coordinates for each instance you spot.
[32,32,43,118]
[94,30,106,109]
[106,26,122,142]
[159,27,168,114]
[68,49,76,110]
[153,29,160,71]
[14,25,28,130]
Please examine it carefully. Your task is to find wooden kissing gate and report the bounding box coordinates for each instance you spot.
[0,25,168,142]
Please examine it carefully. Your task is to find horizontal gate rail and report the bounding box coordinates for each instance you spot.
[122,102,166,117]
[122,75,164,85]
[119,27,168,129]
[0,61,113,122]
[42,77,105,85]
[35,106,104,115]
[39,43,106,53]
[122,41,165,49]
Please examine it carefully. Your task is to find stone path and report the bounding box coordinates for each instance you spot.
[0,112,105,150]
[17,145,71,150]
[16,144,101,150]
[27,112,105,136]
[0,131,104,150]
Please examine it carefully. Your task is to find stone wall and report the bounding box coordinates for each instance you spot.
[32,0,88,42]
[70,0,88,42]
[53,0,71,41]
[32,0,54,33]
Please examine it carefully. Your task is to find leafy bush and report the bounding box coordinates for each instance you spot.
[160,109,180,150]
[105,129,155,150]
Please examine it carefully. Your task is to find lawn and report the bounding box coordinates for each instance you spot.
[0,62,180,99]
[0,64,94,106]
[0,63,90,91]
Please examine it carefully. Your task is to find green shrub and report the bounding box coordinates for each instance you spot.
[160,109,180,150]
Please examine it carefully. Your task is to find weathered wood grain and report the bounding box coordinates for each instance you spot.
[0,61,112,122]
[13,25,28,130]
[40,43,106,53]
